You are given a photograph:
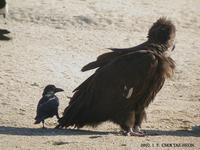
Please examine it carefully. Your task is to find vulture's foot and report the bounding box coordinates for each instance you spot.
[122,128,145,137]
[134,125,145,135]
[124,131,145,137]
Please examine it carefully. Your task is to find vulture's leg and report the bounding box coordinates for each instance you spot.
[133,110,146,135]
[120,123,145,137]
[42,120,46,129]
[120,111,145,137]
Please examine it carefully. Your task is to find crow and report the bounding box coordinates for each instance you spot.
[34,85,64,128]
[56,17,176,136]
[0,0,8,18]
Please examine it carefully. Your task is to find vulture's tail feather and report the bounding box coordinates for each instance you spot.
[57,87,94,128]
[81,61,100,72]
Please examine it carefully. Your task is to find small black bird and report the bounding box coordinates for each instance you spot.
[0,0,8,18]
[34,85,64,128]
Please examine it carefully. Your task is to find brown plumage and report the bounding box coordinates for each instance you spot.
[56,17,176,136]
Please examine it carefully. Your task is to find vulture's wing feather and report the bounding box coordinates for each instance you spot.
[109,42,148,53]
[82,42,148,72]
[59,50,159,127]
[81,52,123,72]
[108,47,134,52]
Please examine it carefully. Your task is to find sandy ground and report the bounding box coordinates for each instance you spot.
[0,0,200,149]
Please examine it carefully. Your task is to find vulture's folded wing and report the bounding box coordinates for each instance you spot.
[58,50,160,127]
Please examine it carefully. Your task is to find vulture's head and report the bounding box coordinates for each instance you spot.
[147,17,176,52]
[42,85,64,96]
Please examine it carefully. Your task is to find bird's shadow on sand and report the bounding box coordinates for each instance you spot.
[0,126,110,136]
[0,126,199,137]
[0,29,11,41]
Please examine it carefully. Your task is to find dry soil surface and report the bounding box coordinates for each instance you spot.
[0,0,200,150]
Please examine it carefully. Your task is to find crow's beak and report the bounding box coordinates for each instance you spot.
[55,88,64,93]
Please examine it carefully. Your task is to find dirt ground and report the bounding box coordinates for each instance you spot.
[0,0,199,149]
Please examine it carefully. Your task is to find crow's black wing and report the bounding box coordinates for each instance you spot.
[35,96,59,123]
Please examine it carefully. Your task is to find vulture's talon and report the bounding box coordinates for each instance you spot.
[124,131,145,137]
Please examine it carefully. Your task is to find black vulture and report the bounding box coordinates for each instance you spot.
[34,85,64,128]
[0,0,8,18]
[56,17,176,136]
